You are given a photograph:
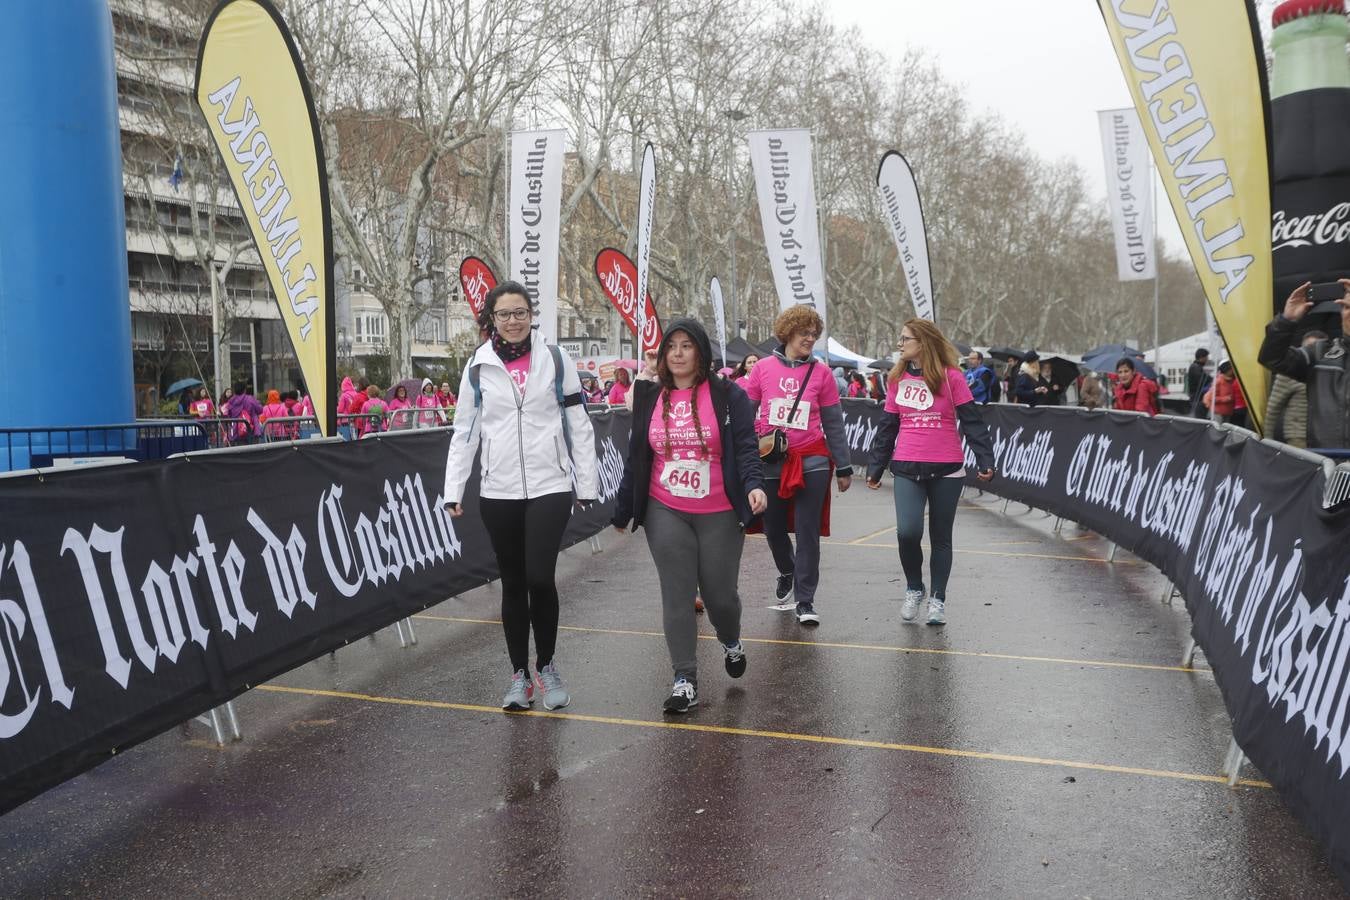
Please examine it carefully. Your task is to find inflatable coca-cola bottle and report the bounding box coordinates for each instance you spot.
[1270,0,1350,326]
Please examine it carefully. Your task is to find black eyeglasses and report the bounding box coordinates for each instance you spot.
[493,308,532,322]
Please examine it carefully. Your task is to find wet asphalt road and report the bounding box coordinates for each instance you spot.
[1,485,1345,899]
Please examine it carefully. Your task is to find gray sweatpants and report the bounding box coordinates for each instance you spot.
[643,501,745,683]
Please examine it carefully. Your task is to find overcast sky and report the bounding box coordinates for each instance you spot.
[823,0,1222,255]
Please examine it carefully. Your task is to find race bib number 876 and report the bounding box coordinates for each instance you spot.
[896,381,933,411]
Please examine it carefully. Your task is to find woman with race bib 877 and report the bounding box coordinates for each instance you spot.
[867,319,994,626]
[743,305,853,626]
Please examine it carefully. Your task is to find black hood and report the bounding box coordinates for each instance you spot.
[660,317,715,375]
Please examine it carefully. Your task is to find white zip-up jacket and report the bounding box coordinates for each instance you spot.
[442,331,598,504]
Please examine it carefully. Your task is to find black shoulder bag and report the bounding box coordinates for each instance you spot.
[758,361,816,464]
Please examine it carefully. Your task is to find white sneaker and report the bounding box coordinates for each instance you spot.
[901,589,925,622]
[926,597,946,626]
[501,669,533,710]
[533,662,571,710]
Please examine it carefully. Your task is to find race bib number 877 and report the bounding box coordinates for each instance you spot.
[767,397,811,430]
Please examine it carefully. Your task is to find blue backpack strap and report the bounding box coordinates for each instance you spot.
[470,364,482,408]
[548,344,574,456]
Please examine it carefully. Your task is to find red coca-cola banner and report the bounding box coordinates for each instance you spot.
[594,248,662,354]
[458,256,497,320]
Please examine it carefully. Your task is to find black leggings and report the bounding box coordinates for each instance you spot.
[892,475,964,600]
[479,492,574,672]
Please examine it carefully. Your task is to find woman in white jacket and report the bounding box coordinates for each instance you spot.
[442,281,598,711]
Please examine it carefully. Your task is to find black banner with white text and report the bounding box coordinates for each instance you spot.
[0,411,629,814]
[840,398,1350,882]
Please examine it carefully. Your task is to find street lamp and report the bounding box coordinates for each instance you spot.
[723,108,748,340]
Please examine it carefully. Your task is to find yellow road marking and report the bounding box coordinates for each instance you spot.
[413,614,1212,676]
[849,525,896,544]
[253,683,1269,789]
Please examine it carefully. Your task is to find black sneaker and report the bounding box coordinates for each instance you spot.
[663,678,698,713]
[775,573,794,603]
[796,602,820,626]
[723,641,747,678]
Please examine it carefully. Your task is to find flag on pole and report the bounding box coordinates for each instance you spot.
[634,143,656,367]
[710,277,728,368]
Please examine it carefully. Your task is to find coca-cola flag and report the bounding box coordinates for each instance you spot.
[594,248,662,354]
[457,256,496,320]
[1097,108,1157,282]
[875,150,936,321]
[635,143,656,363]
[508,129,565,342]
[748,129,828,336]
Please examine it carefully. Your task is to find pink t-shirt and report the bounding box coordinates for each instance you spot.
[743,356,839,451]
[647,383,730,514]
[608,381,629,405]
[884,367,972,463]
[505,353,531,396]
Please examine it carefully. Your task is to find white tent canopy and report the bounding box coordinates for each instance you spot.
[814,337,873,367]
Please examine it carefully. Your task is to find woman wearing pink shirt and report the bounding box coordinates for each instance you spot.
[612,319,767,714]
[742,305,853,626]
[866,319,995,626]
[607,366,632,405]
[259,389,289,439]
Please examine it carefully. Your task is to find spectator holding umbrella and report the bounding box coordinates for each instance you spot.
[191,387,214,419]
[1114,357,1160,416]
[1014,352,1045,406]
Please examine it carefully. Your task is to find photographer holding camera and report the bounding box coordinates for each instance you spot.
[1259,279,1350,450]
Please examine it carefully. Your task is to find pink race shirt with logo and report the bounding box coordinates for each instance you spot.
[743,356,838,451]
[885,367,972,463]
[647,383,731,514]
[504,353,530,396]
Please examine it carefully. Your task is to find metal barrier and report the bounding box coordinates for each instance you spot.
[336,412,384,440]
[0,421,208,472]
[259,415,320,442]
[386,407,454,431]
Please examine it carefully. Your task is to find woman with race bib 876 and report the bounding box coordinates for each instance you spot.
[743,305,853,626]
[867,319,994,626]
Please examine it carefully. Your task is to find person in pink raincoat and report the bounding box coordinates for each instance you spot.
[357,384,386,436]
[387,383,413,429]
[259,389,290,439]
[414,378,442,427]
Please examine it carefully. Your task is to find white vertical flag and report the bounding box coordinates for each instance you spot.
[508,128,566,341]
[747,129,827,337]
[710,276,727,368]
[875,151,936,322]
[634,143,656,365]
[1097,108,1156,282]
